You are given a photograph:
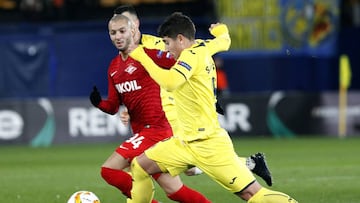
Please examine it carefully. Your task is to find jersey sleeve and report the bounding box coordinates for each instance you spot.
[144,48,176,69]
[97,59,121,115]
[141,34,165,50]
[202,24,231,56]
[130,46,186,91]
[171,49,198,80]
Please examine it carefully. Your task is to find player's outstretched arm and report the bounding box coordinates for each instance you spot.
[130,46,186,91]
[205,23,231,56]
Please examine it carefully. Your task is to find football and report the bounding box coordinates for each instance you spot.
[67,191,100,203]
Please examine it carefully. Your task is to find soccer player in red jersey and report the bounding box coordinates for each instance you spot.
[89,14,210,203]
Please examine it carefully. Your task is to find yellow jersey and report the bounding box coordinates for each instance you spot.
[140,33,179,134]
[172,29,230,140]
[131,25,231,141]
[139,33,220,136]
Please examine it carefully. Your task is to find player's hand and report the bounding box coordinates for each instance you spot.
[209,22,221,32]
[120,107,130,126]
[90,86,102,107]
[209,23,229,37]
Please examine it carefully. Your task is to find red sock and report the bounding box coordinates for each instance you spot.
[101,167,161,202]
[101,167,132,198]
[167,185,211,203]
[151,173,162,180]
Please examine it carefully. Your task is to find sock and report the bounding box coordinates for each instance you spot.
[151,173,162,180]
[193,167,203,175]
[167,185,211,203]
[247,187,298,203]
[245,157,255,170]
[238,156,255,170]
[127,198,159,203]
[101,167,132,198]
[130,158,155,203]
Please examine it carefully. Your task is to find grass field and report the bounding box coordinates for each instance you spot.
[1,137,360,203]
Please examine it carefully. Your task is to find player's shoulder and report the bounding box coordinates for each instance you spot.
[110,54,120,62]
[195,39,211,45]
[109,54,121,64]
[141,33,160,41]
[184,42,208,56]
[141,34,163,49]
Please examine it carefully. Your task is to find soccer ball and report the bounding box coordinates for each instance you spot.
[67,191,100,203]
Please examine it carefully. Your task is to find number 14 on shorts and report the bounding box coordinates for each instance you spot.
[125,133,144,149]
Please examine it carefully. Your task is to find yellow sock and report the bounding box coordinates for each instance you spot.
[130,158,154,203]
[248,187,298,203]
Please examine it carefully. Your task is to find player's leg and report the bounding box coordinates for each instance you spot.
[101,133,164,202]
[244,184,298,203]
[186,153,272,186]
[131,137,210,203]
[198,147,297,202]
[233,181,298,203]
[197,130,296,202]
[101,151,133,198]
[130,155,158,203]
[248,152,273,186]
[186,153,273,186]
[155,173,211,203]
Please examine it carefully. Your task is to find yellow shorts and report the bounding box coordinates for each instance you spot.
[145,128,256,193]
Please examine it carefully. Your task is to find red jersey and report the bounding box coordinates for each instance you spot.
[97,48,175,141]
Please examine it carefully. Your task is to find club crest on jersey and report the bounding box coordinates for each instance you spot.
[115,80,142,93]
[125,65,137,74]
[177,61,192,71]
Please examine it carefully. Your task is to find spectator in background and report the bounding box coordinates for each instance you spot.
[214,56,230,97]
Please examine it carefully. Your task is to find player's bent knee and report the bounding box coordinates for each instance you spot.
[235,181,262,201]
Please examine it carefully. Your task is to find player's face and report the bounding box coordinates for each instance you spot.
[120,12,141,44]
[108,19,133,52]
[163,36,183,59]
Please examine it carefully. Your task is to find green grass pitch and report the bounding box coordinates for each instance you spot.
[1,137,360,203]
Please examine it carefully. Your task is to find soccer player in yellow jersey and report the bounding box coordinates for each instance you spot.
[115,4,273,186]
[129,12,298,203]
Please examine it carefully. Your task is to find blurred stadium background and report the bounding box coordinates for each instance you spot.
[0,0,359,143]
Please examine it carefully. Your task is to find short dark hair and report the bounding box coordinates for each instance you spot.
[114,4,137,17]
[157,12,196,40]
